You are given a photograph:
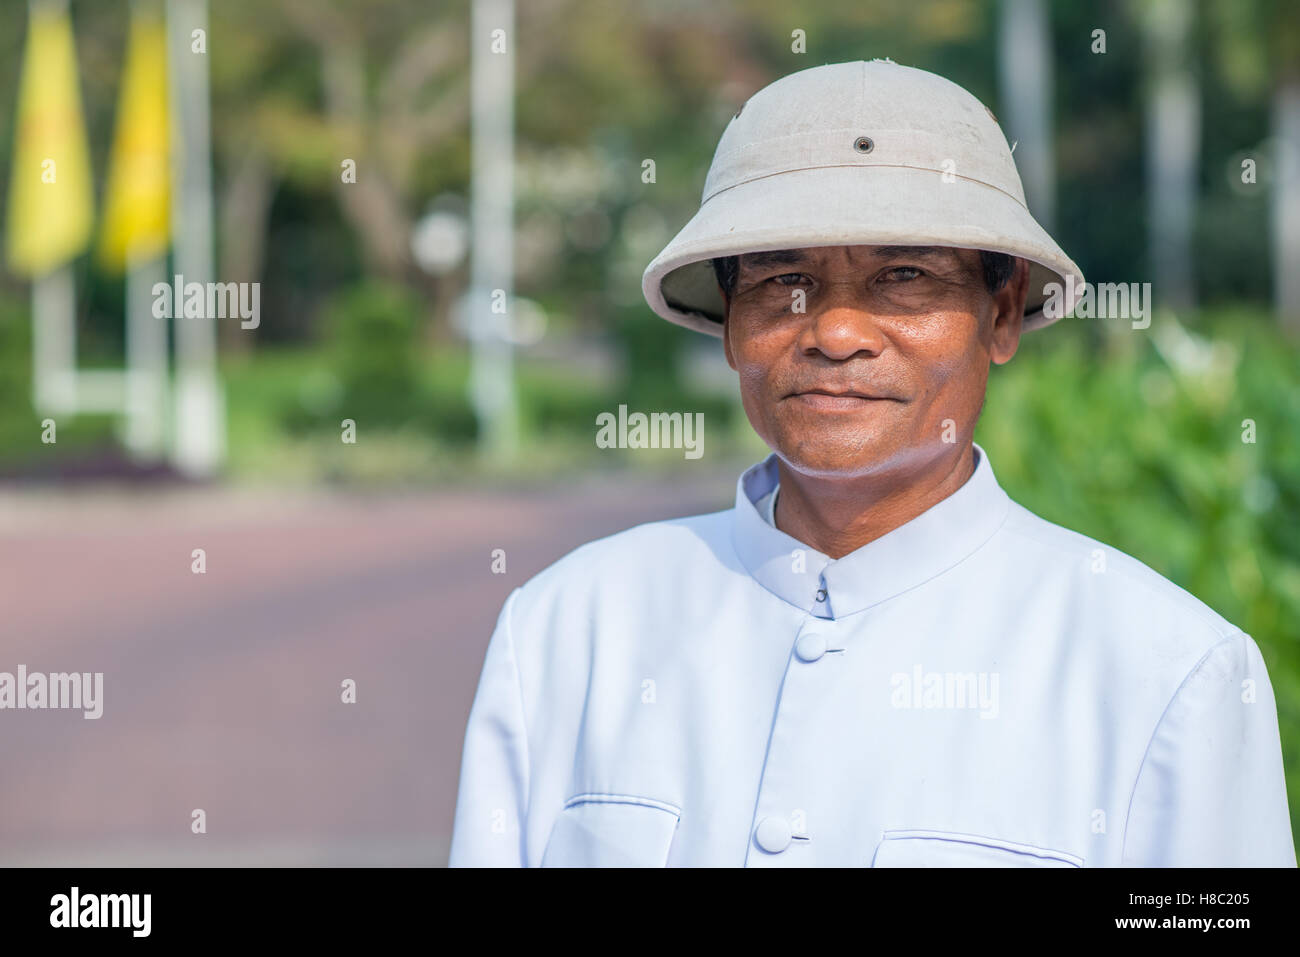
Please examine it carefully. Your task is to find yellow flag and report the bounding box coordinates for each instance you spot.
[4,2,95,277]
[97,11,170,271]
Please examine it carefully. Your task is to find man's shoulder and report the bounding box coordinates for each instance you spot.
[998,498,1241,642]
[511,504,735,607]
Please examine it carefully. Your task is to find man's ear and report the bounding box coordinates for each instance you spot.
[720,286,736,370]
[989,257,1028,365]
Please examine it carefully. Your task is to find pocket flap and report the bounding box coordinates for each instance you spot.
[872,828,1083,867]
[541,794,681,867]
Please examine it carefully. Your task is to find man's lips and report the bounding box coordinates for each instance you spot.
[786,388,899,410]
[790,388,891,399]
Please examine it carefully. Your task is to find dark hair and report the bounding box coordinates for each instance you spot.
[711,250,1016,298]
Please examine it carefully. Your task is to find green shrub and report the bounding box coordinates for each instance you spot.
[0,293,117,469]
[325,280,424,427]
[278,281,478,443]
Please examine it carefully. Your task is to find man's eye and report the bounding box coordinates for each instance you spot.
[881,266,923,281]
[770,273,808,286]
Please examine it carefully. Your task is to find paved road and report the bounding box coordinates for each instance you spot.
[0,468,739,865]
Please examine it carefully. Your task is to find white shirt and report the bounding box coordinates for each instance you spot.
[448,442,1296,867]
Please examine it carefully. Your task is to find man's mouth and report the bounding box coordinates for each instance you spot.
[787,388,897,409]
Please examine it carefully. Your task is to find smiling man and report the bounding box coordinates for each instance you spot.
[448,60,1295,867]
[715,243,1021,560]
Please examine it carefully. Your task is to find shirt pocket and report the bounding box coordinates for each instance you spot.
[871,828,1084,868]
[540,793,681,867]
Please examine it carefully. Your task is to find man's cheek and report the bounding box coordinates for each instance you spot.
[736,363,771,400]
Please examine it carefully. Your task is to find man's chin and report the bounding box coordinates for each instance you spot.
[768,435,899,480]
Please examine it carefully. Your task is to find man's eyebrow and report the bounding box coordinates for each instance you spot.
[872,245,961,260]
[738,249,808,270]
[738,246,963,271]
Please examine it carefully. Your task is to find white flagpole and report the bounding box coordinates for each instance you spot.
[123,254,168,457]
[167,0,224,478]
[1143,0,1199,313]
[997,0,1055,230]
[31,264,77,414]
[28,0,77,418]
[468,0,518,461]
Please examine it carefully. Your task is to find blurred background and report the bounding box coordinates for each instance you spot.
[0,0,1297,865]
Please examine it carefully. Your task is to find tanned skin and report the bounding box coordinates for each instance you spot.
[721,244,1030,559]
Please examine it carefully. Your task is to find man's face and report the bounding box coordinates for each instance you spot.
[721,244,1028,480]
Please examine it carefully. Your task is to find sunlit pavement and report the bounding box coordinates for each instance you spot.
[0,467,739,866]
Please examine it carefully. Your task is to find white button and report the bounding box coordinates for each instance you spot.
[755,816,793,853]
[795,633,828,662]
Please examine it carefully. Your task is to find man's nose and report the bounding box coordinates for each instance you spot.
[801,282,886,360]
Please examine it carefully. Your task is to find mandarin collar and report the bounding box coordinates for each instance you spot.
[730,442,1011,619]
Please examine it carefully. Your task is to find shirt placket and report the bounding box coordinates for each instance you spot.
[745,570,845,866]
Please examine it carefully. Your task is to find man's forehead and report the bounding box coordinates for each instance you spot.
[738,245,969,267]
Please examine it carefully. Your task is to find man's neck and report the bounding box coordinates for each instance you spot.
[772,444,978,559]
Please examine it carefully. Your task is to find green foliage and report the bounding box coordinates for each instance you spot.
[272,286,736,453]
[609,303,684,401]
[0,295,116,468]
[278,280,477,442]
[326,280,424,425]
[517,303,736,442]
[0,296,33,454]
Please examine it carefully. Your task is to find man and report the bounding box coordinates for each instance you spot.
[448,60,1295,866]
